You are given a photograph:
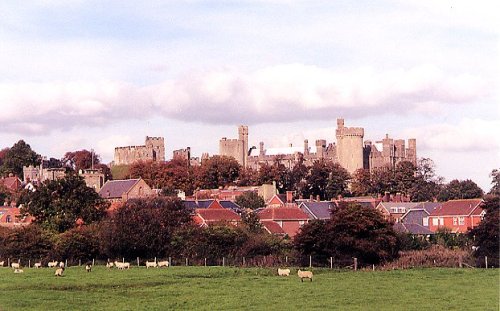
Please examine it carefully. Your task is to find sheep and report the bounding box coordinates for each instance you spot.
[34,262,42,269]
[297,269,313,282]
[14,268,24,274]
[106,262,114,268]
[145,260,157,269]
[157,260,169,268]
[114,261,130,270]
[48,261,58,268]
[277,268,290,276]
[59,261,65,268]
[55,267,64,277]
[0,261,4,266]
[11,262,20,269]
[85,264,92,272]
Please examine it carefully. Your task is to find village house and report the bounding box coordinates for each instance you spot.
[185,199,242,227]
[0,205,33,228]
[376,202,421,223]
[0,175,22,194]
[99,178,154,203]
[428,199,484,233]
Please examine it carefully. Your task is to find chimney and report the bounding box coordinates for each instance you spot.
[316,195,320,201]
[395,192,402,202]
[286,191,293,203]
[383,192,390,202]
[337,194,342,200]
[309,194,314,202]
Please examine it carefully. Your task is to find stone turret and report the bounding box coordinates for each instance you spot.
[336,118,364,174]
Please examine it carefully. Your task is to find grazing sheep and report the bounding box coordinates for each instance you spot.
[145,261,157,269]
[114,261,130,270]
[34,262,42,269]
[106,262,114,268]
[85,264,92,272]
[55,267,64,277]
[48,261,58,268]
[297,269,313,282]
[278,268,291,276]
[11,262,20,269]
[14,268,24,274]
[157,260,169,268]
[0,261,4,266]
[59,261,65,268]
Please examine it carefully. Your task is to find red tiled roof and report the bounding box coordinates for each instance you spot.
[0,177,22,192]
[261,220,286,234]
[430,199,483,216]
[257,207,309,221]
[195,208,241,222]
[0,207,32,227]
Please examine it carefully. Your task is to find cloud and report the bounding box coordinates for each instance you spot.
[404,118,500,152]
[0,64,488,135]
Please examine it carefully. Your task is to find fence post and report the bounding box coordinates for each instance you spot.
[185,258,188,266]
[330,257,333,269]
[223,257,225,267]
[354,258,358,271]
[29,259,31,268]
[92,258,95,266]
[65,259,68,268]
[309,255,312,268]
[459,255,463,268]
[122,257,125,263]
[7,258,10,267]
[79,259,81,267]
[243,257,245,266]
[372,264,375,271]
[285,256,288,264]
[137,257,140,267]
[485,256,488,269]
[204,258,207,267]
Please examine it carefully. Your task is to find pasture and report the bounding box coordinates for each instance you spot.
[0,266,498,310]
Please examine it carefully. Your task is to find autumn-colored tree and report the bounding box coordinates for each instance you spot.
[195,155,240,189]
[302,160,350,200]
[0,148,9,167]
[351,168,372,196]
[54,225,101,262]
[237,168,259,186]
[63,149,100,172]
[0,140,40,177]
[235,191,266,210]
[0,225,56,261]
[488,169,500,196]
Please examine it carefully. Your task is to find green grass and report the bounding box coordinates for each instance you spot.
[0,266,498,310]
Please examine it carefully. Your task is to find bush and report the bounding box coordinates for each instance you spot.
[382,245,473,269]
[0,225,56,262]
[54,225,100,262]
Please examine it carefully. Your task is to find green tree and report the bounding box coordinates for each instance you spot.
[1,140,40,177]
[437,179,484,201]
[19,174,108,233]
[350,168,372,196]
[393,161,416,195]
[63,149,100,172]
[409,158,443,202]
[235,192,265,210]
[488,169,500,196]
[325,163,351,199]
[294,202,399,265]
[469,195,499,267]
[0,225,55,261]
[195,156,241,189]
[241,210,263,233]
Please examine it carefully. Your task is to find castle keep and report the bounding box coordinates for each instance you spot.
[113,137,165,165]
[219,119,416,174]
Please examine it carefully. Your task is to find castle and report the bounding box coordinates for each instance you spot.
[113,137,165,166]
[219,119,416,174]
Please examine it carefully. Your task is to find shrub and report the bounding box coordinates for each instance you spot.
[382,245,473,269]
[54,225,100,262]
[0,225,56,261]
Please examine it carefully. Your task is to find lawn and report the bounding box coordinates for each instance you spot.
[0,266,497,310]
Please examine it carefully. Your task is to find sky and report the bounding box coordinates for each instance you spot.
[0,0,498,191]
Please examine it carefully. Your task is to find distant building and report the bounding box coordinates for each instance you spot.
[99,178,154,203]
[428,199,484,233]
[79,169,105,192]
[219,119,416,175]
[113,136,165,166]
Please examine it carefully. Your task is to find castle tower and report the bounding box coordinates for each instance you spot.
[145,136,165,162]
[335,118,364,174]
[219,126,249,167]
[303,139,309,155]
[315,139,326,158]
[238,125,249,168]
[406,138,417,165]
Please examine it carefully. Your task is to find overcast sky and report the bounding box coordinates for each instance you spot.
[0,1,498,191]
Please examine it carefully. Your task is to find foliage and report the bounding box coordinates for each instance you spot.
[0,140,40,177]
[99,197,193,259]
[397,233,431,251]
[382,245,473,269]
[430,228,471,249]
[194,156,241,189]
[54,225,101,262]
[63,149,101,172]
[437,179,484,201]
[19,174,109,233]
[111,164,131,180]
[469,195,499,267]
[235,191,265,210]
[350,169,372,196]
[294,202,399,265]
[302,160,351,200]
[0,225,55,261]
[240,210,264,233]
[0,147,9,167]
[488,169,500,196]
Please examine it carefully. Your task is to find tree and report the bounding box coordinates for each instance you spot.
[54,225,100,262]
[235,192,265,210]
[409,158,443,202]
[393,161,416,195]
[469,194,499,267]
[0,225,55,260]
[302,160,350,200]
[325,163,351,199]
[488,169,500,196]
[294,202,399,265]
[195,156,240,189]
[256,156,291,193]
[1,140,40,177]
[438,179,484,201]
[350,169,372,196]
[19,174,109,233]
[0,148,10,168]
[63,150,100,172]
[99,197,193,259]
[241,210,264,233]
[370,165,396,195]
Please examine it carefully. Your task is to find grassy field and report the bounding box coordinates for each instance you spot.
[0,266,498,310]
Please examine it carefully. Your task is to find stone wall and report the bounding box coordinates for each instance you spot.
[113,136,165,165]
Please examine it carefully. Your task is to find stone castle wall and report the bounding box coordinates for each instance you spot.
[113,136,165,166]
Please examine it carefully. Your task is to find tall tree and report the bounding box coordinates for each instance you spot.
[1,140,40,177]
[325,163,351,199]
[63,149,100,172]
[393,161,417,195]
[469,195,499,267]
[235,191,265,210]
[437,179,484,201]
[410,158,443,202]
[0,148,10,168]
[19,174,108,233]
[488,169,500,196]
[350,168,372,196]
[195,155,241,189]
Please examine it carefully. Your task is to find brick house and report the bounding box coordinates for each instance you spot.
[0,176,22,193]
[299,201,335,220]
[0,206,33,228]
[428,199,484,233]
[376,202,421,223]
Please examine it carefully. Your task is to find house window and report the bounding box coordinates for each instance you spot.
[439,218,444,226]
[299,221,305,226]
[277,221,283,227]
[398,207,406,213]
[423,217,429,227]
[6,215,11,223]
[453,217,458,225]
[390,207,397,213]
[458,217,465,226]
[432,218,439,226]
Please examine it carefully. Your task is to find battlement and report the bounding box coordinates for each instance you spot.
[115,145,146,151]
[145,136,164,141]
[336,127,364,137]
[114,136,165,165]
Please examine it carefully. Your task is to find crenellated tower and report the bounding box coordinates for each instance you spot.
[335,118,364,174]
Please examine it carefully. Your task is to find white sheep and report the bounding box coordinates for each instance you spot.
[114,261,130,270]
[297,269,313,282]
[14,268,24,273]
[145,260,157,269]
[11,262,20,269]
[278,268,290,276]
[34,262,42,269]
[0,261,4,266]
[106,262,114,268]
[55,267,64,277]
[59,261,65,268]
[85,264,92,272]
[158,260,169,268]
[48,261,58,268]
